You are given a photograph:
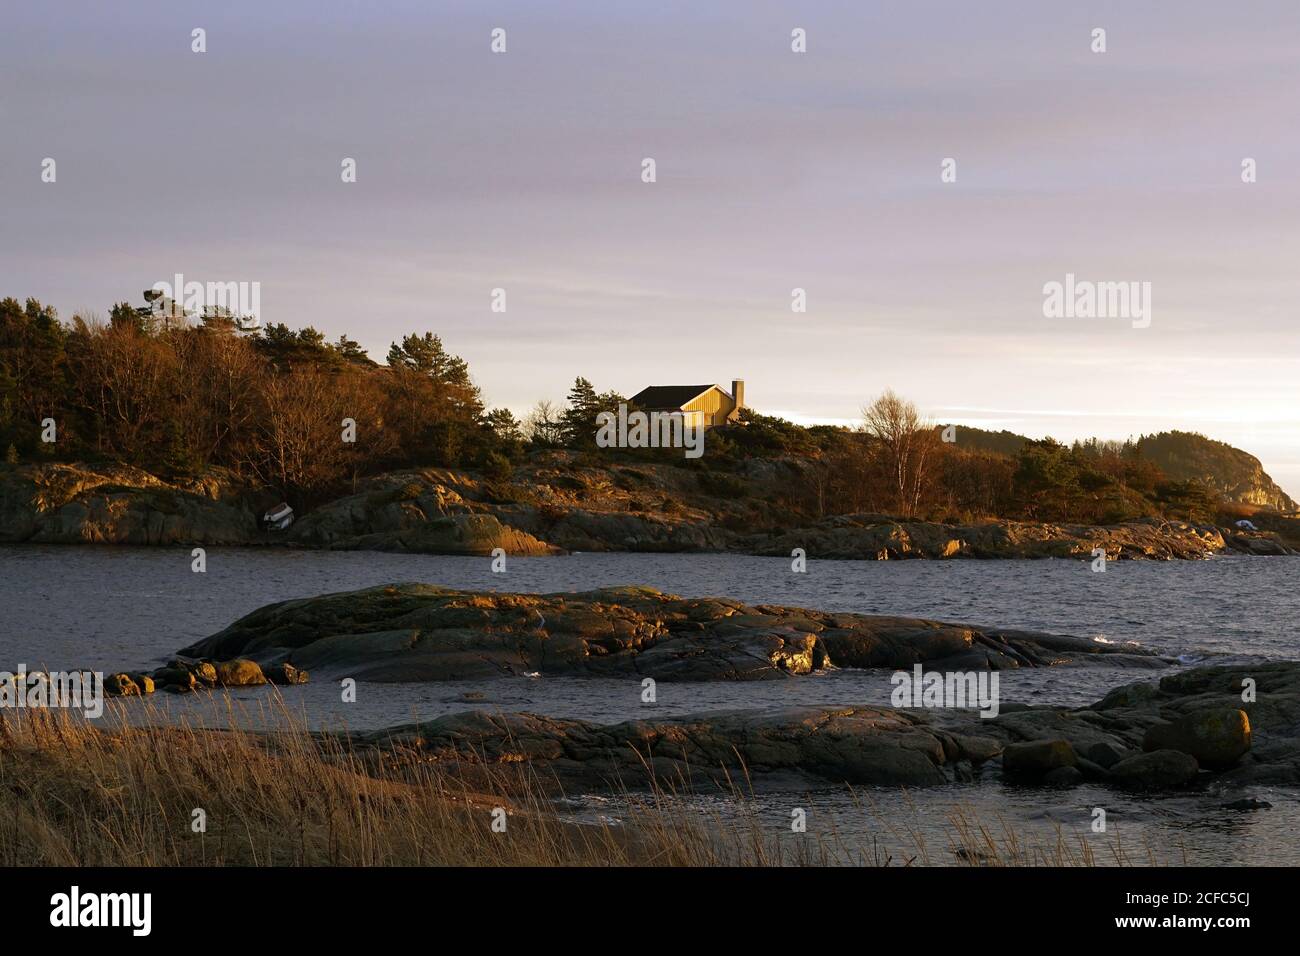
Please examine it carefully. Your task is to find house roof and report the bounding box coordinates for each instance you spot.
[629,384,726,409]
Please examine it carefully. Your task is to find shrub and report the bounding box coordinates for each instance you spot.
[482,451,513,481]
[696,471,748,498]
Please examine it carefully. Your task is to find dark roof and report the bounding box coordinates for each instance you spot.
[629,384,723,409]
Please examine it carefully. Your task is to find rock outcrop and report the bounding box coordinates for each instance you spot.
[744,514,1291,561]
[350,661,1297,793]
[175,584,1167,682]
[4,458,1294,558]
[0,463,256,545]
[86,579,1298,795]
[285,477,557,555]
[113,657,305,694]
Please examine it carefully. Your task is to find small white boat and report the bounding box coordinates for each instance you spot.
[263,502,294,531]
[1235,519,1259,531]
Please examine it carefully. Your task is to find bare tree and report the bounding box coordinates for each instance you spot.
[247,366,393,502]
[64,319,175,459]
[861,389,939,516]
[172,325,262,466]
[523,399,563,447]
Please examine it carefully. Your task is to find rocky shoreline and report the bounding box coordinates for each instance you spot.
[352,661,1287,793]
[3,460,1295,559]
[83,584,1299,800]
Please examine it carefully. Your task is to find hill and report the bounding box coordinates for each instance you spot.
[938,424,1296,513]
[1137,431,1296,512]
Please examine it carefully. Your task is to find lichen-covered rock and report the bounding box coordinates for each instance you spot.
[0,463,255,545]
[131,674,155,694]
[286,480,558,556]
[175,584,1165,683]
[337,659,1300,794]
[1142,708,1251,768]
[744,514,1244,561]
[358,706,953,789]
[213,659,266,687]
[103,673,141,697]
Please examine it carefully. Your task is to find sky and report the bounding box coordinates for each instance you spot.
[3,1,1299,493]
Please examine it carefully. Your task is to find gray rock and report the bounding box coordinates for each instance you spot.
[264,662,309,685]
[1220,797,1271,811]
[1001,739,1078,775]
[1043,765,1084,787]
[1142,708,1251,769]
[1093,681,1160,711]
[1085,740,1130,768]
[356,705,952,790]
[1110,750,1200,789]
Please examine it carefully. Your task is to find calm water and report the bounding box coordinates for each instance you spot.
[1,545,1297,864]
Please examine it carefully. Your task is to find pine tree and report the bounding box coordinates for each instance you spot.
[561,377,599,448]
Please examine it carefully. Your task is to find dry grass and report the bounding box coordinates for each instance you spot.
[0,696,1160,867]
[0,697,785,866]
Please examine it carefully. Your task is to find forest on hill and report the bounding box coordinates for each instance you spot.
[3,295,1292,524]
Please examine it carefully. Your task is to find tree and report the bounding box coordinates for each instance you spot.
[861,389,939,516]
[523,400,563,447]
[332,335,374,367]
[247,365,393,503]
[1013,439,1079,519]
[483,407,523,444]
[256,323,332,370]
[62,316,175,459]
[171,321,263,467]
[384,333,483,465]
[561,377,600,447]
[0,298,67,453]
[110,301,154,335]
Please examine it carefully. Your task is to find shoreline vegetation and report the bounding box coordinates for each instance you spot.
[3,295,1298,561]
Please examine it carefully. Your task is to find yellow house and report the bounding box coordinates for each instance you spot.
[628,380,745,428]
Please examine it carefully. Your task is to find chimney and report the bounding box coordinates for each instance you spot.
[731,379,745,415]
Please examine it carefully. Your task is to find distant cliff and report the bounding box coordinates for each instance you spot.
[1137,431,1297,512]
[940,425,1296,513]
